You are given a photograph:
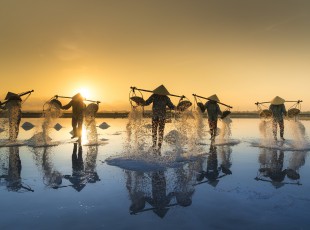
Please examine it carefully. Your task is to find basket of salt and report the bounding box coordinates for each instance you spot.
[177,100,192,112]
[287,108,300,118]
[259,109,272,119]
[49,99,62,109]
[221,110,231,119]
[85,103,99,117]
[197,102,206,113]
[130,96,145,106]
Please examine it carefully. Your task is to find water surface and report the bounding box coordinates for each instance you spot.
[0,118,310,230]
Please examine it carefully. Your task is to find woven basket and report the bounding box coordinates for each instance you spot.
[177,100,192,112]
[259,109,272,119]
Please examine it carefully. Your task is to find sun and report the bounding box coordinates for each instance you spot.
[79,88,90,99]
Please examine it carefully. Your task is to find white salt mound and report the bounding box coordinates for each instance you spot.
[54,123,62,131]
[99,122,110,129]
[21,122,35,131]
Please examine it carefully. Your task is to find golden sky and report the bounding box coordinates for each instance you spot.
[1,0,310,111]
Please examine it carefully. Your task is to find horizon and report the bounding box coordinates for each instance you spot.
[1,1,310,111]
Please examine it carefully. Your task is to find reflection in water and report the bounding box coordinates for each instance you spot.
[195,143,232,187]
[0,147,33,192]
[64,143,100,192]
[84,112,98,145]
[146,171,175,218]
[64,143,86,192]
[126,165,197,218]
[125,108,149,154]
[286,151,307,181]
[32,147,63,189]
[255,149,303,188]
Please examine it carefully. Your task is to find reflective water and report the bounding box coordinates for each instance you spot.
[1,118,310,230]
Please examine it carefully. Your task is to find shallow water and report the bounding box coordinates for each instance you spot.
[0,118,310,230]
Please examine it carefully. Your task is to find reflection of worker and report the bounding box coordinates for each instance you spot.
[286,151,307,181]
[2,92,22,141]
[258,149,286,188]
[174,167,195,208]
[7,146,22,191]
[269,96,287,141]
[144,85,175,152]
[205,94,222,140]
[61,93,86,139]
[64,143,86,192]
[126,171,147,214]
[145,171,174,218]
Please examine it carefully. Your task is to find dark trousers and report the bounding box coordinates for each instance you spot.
[208,119,218,138]
[72,115,83,138]
[152,117,166,148]
[9,113,21,141]
[272,119,284,138]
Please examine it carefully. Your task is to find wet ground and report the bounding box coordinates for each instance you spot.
[0,118,310,230]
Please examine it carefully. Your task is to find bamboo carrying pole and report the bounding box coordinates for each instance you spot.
[55,95,101,104]
[130,86,185,99]
[255,100,302,105]
[192,94,233,108]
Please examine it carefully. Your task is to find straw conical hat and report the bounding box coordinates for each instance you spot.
[207,94,220,102]
[72,93,83,101]
[5,92,21,101]
[153,85,170,96]
[270,96,285,105]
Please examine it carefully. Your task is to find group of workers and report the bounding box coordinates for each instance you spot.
[0,92,85,141]
[0,85,290,150]
[136,85,288,152]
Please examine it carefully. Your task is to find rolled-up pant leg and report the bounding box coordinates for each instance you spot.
[158,119,166,149]
[152,118,159,147]
[272,120,278,139]
[279,120,284,138]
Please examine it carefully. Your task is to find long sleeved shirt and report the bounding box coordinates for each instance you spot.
[269,104,287,121]
[62,100,86,118]
[145,94,175,119]
[205,101,222,121]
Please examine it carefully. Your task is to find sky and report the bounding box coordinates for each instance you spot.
[1,0,310,111]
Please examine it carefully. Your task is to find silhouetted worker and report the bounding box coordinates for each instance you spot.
[2,92,22,141]
[144,85,175,152]
[205,94,222,140]
[61,93,86,139]
[269,96,287,141]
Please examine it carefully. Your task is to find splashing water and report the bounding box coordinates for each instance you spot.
[172,110,196,154]
[219,116,232,142]
[192,108,207,143]
[287,119,309,149]
[84,114,98,145]
[3,101,21,141]
[259,119,274,146]
[31,102,63,146]
[125,107,150,154]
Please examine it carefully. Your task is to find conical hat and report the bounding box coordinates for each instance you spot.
[207,94,220,102]
[5,92,21,101]
[153,85,170,95]
[72,93,83,101]
[270,96,285,105]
